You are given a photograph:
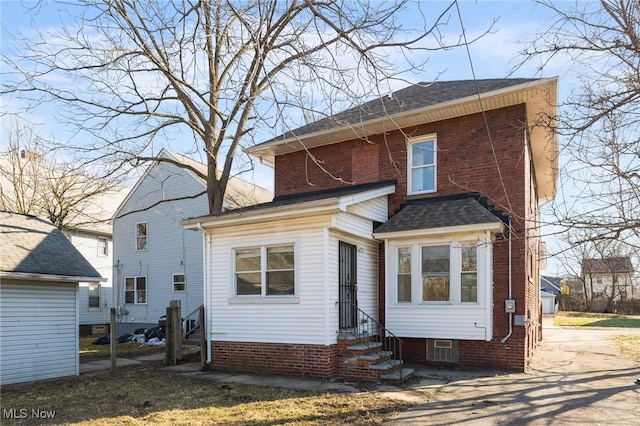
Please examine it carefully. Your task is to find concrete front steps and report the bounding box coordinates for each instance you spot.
[338,334,413,383]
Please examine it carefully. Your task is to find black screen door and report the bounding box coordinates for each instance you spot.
[339,241,357,330]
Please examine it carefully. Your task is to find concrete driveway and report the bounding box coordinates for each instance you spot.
[387,317,640,425]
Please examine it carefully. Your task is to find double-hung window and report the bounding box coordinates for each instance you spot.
[460,243,478,303]
[136,222,147,251]
[422,245,451,302]
[397,247,412,302]
[88,283,100,309]
[125,276,147,304]
[173,274,186,292]
[408,135,436,194]
[235,244,295,297]
[97,237,108,256]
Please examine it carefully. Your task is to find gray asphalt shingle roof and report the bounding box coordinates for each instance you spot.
[374,195,505,234]
[258,78,538,144]
[1,211,102,279]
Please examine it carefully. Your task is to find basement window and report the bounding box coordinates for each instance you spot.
[427,339,459,363]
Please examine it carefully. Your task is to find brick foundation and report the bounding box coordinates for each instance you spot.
[207,341,337,379]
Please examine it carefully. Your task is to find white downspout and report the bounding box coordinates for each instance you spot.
[196,222,212,364]
[501,217,513,344]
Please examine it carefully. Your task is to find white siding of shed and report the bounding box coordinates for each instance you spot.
[0,280,79,385]
[113,160,208,329]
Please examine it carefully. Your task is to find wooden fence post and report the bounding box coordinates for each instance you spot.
[172,300,183,363]
[165,300,182,365]
[110,308,117,375]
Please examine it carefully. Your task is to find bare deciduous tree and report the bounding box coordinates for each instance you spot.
[2,0,470,214]
[0,122,122,230]
[518,0,640,249]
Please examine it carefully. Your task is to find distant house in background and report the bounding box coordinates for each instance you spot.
[0,212,103,385]
[0,153,128,336]
[540,276,561,315]
[112,149,272,334]
[63,188,128,335]
[581,257,636,301]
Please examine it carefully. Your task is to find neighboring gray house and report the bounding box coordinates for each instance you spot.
[112,149,272,333]
[0,211,103,385]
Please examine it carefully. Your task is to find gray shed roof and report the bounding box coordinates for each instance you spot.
[374,195,505,236]
[0,211,103,281]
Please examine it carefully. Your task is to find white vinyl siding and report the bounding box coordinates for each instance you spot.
[385,232,493,341]
[205,207,382,346]
[0,280,79,385]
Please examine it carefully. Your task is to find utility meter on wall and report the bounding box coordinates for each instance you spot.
[505,299,516,313]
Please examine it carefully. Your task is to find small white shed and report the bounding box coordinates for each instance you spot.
[0,212,104,385]
[541,290,557,315]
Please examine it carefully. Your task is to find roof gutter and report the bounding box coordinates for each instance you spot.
[183,198,345,230]
[246,77,558,161]
[0,271,106,283]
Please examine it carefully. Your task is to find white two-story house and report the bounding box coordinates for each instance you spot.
[112,149,272,333]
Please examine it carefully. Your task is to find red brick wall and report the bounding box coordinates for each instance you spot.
[273,104,540,372]
[275,105,529,214]
[207,341,337,379]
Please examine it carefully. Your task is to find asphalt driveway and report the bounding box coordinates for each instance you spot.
[387,316,640,425]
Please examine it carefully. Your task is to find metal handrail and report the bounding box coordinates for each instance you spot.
[183,303,203,340]
[341,301,404,379]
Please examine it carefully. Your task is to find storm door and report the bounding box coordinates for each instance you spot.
[338,241,358,330]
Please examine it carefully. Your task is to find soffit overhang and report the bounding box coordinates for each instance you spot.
[248,78,558,202]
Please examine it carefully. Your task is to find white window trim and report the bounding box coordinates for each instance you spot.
[125,276,147,305]
[229,239,300,302]
[135,222,148,252]
[387,233,489,307]
[88,283,101,310]
[407,134,437,195]
[173,273,186,292]
[97,236,108,257]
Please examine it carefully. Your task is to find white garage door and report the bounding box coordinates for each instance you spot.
[0,280,79,385]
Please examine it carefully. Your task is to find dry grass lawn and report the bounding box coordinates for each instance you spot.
[79,336,165,363]
[1,362,410,425]
[554,312,640,362]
